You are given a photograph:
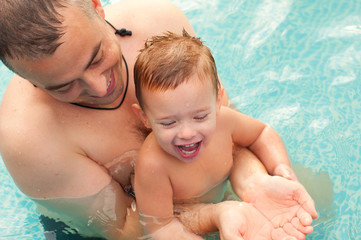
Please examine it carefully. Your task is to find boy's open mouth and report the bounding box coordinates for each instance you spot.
[176,141,201,159]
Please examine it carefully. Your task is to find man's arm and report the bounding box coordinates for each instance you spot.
[229,147,317,218]
[0,78,142,239]
[0,121,143,239]
[175,189,315,240]
[229,147,318,238]
[173,147,277,233]
[33,180,142,240]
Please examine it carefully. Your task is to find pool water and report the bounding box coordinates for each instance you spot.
[1,0,360,239]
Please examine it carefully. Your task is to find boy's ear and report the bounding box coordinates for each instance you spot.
[132,104,151,128]
[91,0,105,18]
[216,87,225,111]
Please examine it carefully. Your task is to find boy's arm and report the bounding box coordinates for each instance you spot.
[134,147,203,240]
[225,107,297,180]
[248,124,297,180]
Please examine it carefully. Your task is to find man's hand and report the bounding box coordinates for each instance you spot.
[230,147,317,238]
[147,218,204,240]
[239,174,318,238]
[214,201,314,240]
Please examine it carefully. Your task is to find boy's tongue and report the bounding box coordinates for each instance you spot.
[179,143,198,152]
[177,142,200,158]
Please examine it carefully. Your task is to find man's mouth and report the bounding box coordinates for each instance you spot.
[90,70,114,98]
[105,70,115,95]
[106,78,111,89]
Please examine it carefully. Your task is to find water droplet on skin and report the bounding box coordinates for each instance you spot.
[131,200,137,211]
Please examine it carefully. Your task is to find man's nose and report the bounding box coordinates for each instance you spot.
[83,73,108,97]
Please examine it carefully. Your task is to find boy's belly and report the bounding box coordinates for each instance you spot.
[173,176,229,205]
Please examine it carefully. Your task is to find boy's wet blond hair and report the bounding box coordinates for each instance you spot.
[134,30,220,108]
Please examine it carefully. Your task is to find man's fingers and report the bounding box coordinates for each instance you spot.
[293,186,318,219]
[283,222,306,240]
[296,207,313,226]
[271,228,297,240]
[291,217,313,235]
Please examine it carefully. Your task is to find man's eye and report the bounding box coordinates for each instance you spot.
[91,57,102,66]
[52,81,77,94]
[91,52,104,66]
[54,84,73,93]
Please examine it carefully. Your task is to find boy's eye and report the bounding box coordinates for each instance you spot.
[194,114,208,120]
[160,121,175,127]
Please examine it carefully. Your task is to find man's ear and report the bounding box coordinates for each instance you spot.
[132,104,151,128]
[91,0,105,18]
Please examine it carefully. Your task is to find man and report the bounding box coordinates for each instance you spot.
[0,0,317,239]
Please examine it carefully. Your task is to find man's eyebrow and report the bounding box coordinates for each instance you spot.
[45,42,101,91]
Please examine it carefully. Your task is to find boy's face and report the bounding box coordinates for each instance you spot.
[141,74,222,163]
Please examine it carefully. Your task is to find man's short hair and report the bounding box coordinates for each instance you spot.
[0,0,97,71]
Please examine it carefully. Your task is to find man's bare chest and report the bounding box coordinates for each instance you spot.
[60,107,147,166]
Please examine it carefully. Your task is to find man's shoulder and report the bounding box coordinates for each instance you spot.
[0,76,59,137]
[0,77,68,194]
[105,0,194,38]
[0,83,111,198]
[106,0,179,14]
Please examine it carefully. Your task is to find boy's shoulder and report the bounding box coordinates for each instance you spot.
[136,133,168,170]
[218,106,241,123]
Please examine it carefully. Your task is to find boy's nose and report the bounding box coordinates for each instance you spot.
[177,123,196,140]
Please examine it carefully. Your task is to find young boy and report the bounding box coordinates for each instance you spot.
[132,31,312,239]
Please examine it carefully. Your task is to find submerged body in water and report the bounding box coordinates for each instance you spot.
[31,150,140,239]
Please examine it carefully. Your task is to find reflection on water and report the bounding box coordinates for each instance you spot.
[174,0,361,238]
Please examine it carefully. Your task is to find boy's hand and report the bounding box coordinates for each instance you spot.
[273,164,298,181]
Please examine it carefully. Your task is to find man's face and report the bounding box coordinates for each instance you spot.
[141,74,221,163]
[8,5,125,107]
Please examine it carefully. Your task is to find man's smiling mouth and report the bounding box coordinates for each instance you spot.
[106,78,111,89]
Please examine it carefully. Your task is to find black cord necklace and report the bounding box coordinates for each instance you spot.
[71,54,129,110]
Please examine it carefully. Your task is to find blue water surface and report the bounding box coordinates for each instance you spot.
[1,0,360,239]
